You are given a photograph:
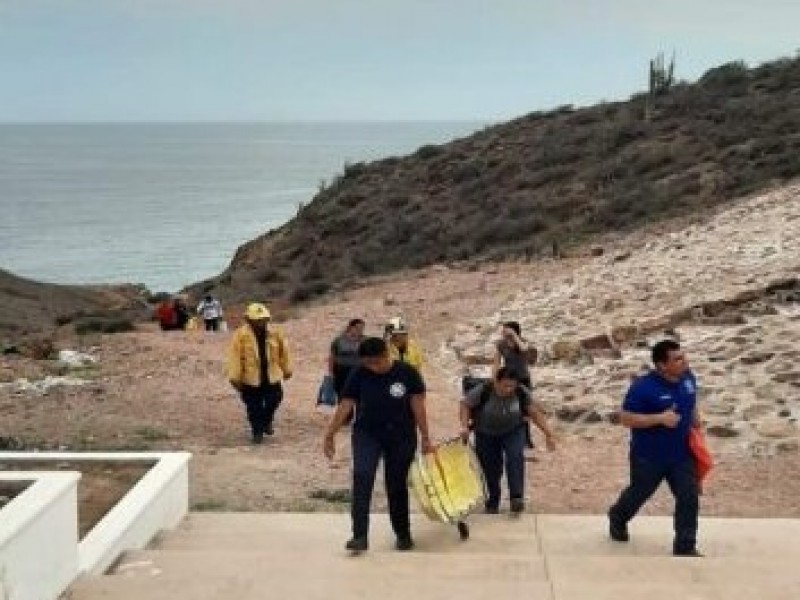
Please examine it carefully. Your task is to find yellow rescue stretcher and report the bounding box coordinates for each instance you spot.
[408,437,486,540]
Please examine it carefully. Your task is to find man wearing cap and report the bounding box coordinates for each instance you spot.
[385,317,424,372]
[226,303,293,444]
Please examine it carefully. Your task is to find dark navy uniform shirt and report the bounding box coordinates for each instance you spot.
[342,361,425,436]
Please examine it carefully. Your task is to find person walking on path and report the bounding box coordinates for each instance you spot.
[328,318,366,398]
[494,321,536,449]
[608,339,702,557]
[384,317,424,372]
[226,303,292,444]
[324,337,434,553]
[459,367,556,514]
[197,294,224,331]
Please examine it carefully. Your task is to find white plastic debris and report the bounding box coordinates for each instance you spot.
[58,349,98,368]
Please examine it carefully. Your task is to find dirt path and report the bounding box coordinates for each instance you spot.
[3,258,800,518]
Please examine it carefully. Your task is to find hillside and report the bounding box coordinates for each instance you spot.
[0,268,149,340]
[190,56,800,303]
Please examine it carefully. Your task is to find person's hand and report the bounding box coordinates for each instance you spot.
[661,405,681,428]
[544,433,557,452]
[459,427,471,444]
[420,437,435,455]
[323,433,336,460]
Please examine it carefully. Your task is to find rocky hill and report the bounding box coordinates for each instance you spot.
[190,55,800,303]
[0,268,149,343]
[445,183,800,456]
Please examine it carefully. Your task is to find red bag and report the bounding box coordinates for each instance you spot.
[689,427,713,492]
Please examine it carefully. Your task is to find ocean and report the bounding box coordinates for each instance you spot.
[0,121,482,292]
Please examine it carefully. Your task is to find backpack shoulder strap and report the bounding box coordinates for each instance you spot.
[478,382,493,410]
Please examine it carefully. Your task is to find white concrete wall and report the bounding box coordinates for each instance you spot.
[0,472,79,600]
[77,452,191,575]
[0,452,191,592]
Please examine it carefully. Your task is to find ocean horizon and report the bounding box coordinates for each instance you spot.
[0,121,483,292]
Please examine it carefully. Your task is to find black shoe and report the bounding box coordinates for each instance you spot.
[485,505,499,515]
[252,433,264,445]
[345,537,368,553]
[395,535,414,551]
[264,424,274,436]
[510,498,525,514]
[609,519,629,542]
[673,548,703,557]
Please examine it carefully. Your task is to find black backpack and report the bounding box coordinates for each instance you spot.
[461,376,530,429]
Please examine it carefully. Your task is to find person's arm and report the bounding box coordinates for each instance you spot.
[511,332,529,352]
[526,401,556,451]
[410,393,434,453]
[459,401,472,441]
[323,399,356,459]
[226,331,243,391]
[492,348,502,377]
[278,332,293,379]
[620,408,679,429]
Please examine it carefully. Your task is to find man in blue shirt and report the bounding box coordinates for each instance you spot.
[323,337,434,554]
[608,339,702,556]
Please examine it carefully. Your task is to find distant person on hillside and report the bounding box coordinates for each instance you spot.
[197,294,224,331]
[608,339,702,557]
[226,303,293,444]
[173,298,190,330]
[323,337,434,553]
[384,317,424,372]
[329,318,366,398]
[155,299,178,331]
[494,321,537,449]
[460,367,556,515]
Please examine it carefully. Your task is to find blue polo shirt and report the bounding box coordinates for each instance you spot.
[623,370,697,465]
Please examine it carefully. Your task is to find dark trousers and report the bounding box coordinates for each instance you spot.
[351,427,417,539]
[239,383,283,437]
[204,318,220,331]
[475,425,527,509]
[609,457,699,553]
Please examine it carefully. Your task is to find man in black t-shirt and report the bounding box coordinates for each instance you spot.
[323,337,434,553]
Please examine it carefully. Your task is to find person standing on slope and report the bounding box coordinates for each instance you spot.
[197,294,224,332]
[226,303,292,444]
[385,317,424,373]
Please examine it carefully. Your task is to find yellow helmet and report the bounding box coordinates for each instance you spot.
[244,303,271,320]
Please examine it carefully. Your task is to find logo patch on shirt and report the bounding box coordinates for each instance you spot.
[683,379,696,394]
[389,382,407,398]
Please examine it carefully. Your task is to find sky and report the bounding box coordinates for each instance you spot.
[1,0,799,122]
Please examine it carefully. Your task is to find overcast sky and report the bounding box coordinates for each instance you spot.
[1,0,798,122]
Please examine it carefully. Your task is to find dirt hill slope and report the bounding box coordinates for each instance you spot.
[189,56,800,304]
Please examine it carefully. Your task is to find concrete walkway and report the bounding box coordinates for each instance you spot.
[70,513,800,600]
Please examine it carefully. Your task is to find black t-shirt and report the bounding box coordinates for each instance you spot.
[341,361,425,434]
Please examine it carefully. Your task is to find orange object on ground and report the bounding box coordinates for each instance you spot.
[689,427,713,492]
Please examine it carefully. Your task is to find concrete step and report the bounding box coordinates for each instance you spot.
[157,512,541,555]
[68,513,800,600]
[537,515,800,557]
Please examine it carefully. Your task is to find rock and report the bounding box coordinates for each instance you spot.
[772,372,800,385]
[756,418,797,439]
[610,325,640,345]
[551,340,585,364]
[739,352,775,365]
[590,247,605,257]
[580,334,614,351]
[778,409,792,418]
[704,401,735,416]
[706,423,740,438]
[775,439,800,454]
[555,401,599,423]
[741,402,773,421]
[384,295,396,306]
[612,251,632,263]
